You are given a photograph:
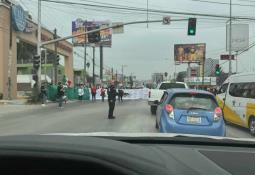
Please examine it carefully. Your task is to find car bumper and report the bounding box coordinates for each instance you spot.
[160,116,226,137]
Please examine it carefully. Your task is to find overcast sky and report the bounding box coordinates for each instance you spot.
[19,0,255,80]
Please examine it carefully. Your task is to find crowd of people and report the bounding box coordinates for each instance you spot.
[40,81,125,119]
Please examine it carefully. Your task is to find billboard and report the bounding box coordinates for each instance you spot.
[226,24,249,52]
[72,19,112,47]
[72,19,87,46]
[174,43,206,63]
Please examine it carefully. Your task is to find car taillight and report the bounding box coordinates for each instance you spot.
[148,91,151,98]
[165,104,174,119]
[214,107,222,121]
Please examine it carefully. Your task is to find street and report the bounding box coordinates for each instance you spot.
[0,100,253,139]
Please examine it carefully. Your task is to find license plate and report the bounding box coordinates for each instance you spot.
[187,116,201,124]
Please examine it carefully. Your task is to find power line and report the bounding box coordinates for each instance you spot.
[189,0,255,7]
[40,0,255,20]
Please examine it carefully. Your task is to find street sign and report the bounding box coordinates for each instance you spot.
[226,24,249,52]
[112,22,124,34]
[162,16,171,25]
[220,54,235,60]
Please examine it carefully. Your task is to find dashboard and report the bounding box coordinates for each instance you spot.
[0,135,254,175]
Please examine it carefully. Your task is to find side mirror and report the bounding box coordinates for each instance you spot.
[154,100,159,105]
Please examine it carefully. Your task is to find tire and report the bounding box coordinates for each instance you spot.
[249,117,255,136]
[150,106,157,115]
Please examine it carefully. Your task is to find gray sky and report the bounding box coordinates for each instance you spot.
[19,0,255,80]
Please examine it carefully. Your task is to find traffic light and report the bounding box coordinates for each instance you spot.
[188,18,197,36]
[215,64,221,76]
[33,55,40,70]
[87,26,101,43]
[56,55,60,65]
[32,74,38,82]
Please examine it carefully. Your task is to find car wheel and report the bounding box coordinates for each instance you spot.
[249,117,255,136]
[150,106,157,115]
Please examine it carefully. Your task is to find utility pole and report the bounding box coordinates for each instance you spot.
[53,28,58,84]
[235,51,238,74]
[100,45,103,80]
[116,70,118,82]
[92,46,95,85]
[121,65,124,84]
[111,67,114,80]
[37,0,42,91]
[84,36,87,84]
[229,0,232,76]
[146,0,149,28]
[44,49,47,83]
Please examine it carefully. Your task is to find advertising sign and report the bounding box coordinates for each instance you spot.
[12,5,26,32]
[220,54,235,60]
[72,19,112,47]
[184,77,216,86]
[72,19,87,46]
[226,24,249,52]
[174,43,206,63]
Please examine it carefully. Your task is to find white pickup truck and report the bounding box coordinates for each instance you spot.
[148,81,188,114]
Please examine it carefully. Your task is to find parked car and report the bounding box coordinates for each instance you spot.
[148,81,188,115]
[156,89,226,137]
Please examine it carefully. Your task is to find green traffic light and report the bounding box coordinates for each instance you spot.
[189,29,194,34]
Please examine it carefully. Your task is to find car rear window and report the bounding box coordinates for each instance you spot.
[159,83,185,90]
[169,93,218,111]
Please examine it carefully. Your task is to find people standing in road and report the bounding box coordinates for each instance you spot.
[78,84,84,101]
[40,85,47,106]
[100,86,106,102]
[118,88,124,102]
[91,85,97,101]
[107,81,117,119]
[57,82,65,108]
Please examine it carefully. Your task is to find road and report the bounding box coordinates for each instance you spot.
[0,100,253,139]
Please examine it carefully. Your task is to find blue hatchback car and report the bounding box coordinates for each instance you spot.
[156,89,226,137]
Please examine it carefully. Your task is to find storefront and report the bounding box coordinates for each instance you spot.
[0,1,74,99]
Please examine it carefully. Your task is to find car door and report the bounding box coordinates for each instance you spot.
[156,92,169,127]
[216,83,229,118]
[227,83,245,125]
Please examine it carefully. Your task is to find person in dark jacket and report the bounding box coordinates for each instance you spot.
[118,88,124,102]
[107,81,117,119]
[57,82,65,108]
[40,85,47,106]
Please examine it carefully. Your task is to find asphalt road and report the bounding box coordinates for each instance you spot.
[0,100,253,139]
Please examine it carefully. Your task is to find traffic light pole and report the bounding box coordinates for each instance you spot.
[37,0,42,91]
[100,45,103,81]
[228,0,232,76]
[92,46,95,85]
[54,28,58,84]
[84,41,87,84]
[41,19,189,46]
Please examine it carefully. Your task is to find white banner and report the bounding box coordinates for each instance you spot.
[91,88,149,100]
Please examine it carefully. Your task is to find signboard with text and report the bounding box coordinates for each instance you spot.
[220,54,235,60]
[174,43,206,63]
[226,24,249,52]
[72,19,112,47]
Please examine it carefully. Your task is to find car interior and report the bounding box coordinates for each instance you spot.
[0,135,255,175]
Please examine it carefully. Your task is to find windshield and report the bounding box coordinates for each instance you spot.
[170,93,217,111]
[159,83,186,90]
[1,0,255,144]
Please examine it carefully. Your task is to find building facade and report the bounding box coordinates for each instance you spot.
[0,1,74,99]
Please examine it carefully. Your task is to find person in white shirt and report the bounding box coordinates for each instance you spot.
[78,84,84,101]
